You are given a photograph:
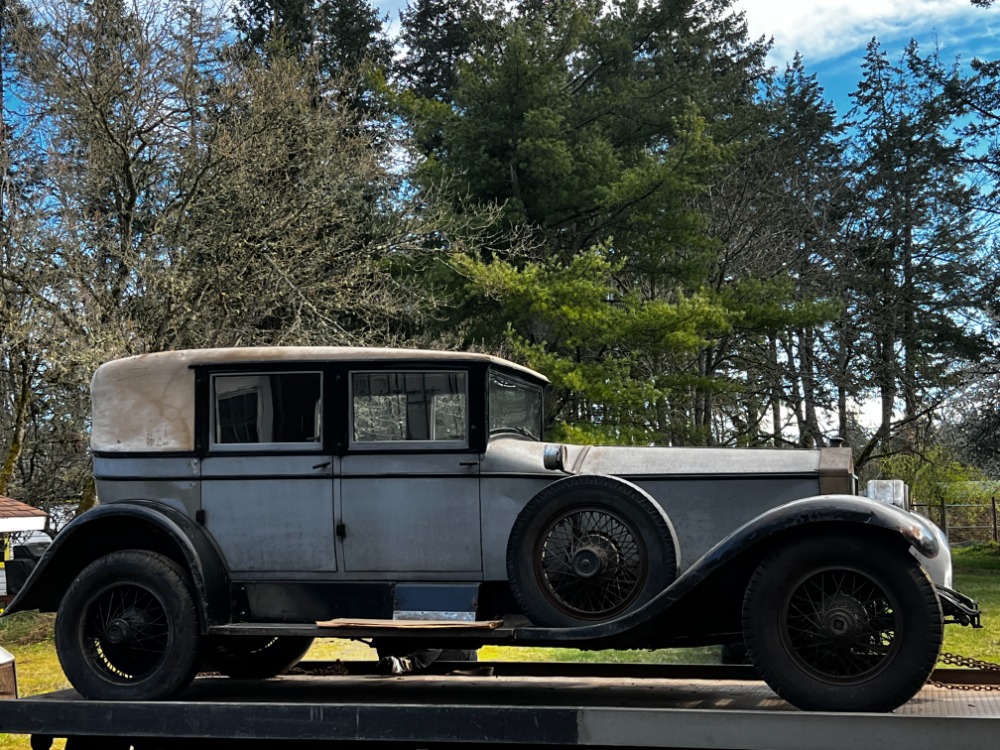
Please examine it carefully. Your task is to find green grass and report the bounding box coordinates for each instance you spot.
[942,545,1000,663]
[949,543,1000,572]
[0,612,56,649]
[307,637,720,664]
[0,546,996,749]
[0,613,68,750]
[477,645,719,663]
[305,637,378,661]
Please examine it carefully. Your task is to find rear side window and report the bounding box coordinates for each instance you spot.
[351,371,467,447]
[212,372,322,448]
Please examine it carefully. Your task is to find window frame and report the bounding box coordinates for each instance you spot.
[348,369,470,451]
[487,367,545,442]
[209,370,325,452]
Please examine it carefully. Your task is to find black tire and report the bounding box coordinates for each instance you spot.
[55,550,201,701]
[204,636,314,679]
[742,534,943,712]
[720,641,748,665]
[506,475,678,627]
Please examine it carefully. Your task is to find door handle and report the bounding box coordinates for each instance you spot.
[459,460,479,467]
[312,461,332,470]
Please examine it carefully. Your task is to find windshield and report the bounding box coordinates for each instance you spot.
[488,369,543,441]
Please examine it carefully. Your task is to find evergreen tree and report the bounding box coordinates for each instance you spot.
[235,0,390,73]
[451,245,735,445]
[407,0,769,260]
[401,0,785,444]
[396,0,491,102]
[681,54,848,447]
[847,39,991,460]
[961,1,1000,215]
[235,0,313,57]
[234,0,391,110]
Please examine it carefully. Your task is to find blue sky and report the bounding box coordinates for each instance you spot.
[374,0,999,115]
[742,0,1000,112]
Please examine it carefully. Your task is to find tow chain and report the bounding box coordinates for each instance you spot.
[930,652,1000,691]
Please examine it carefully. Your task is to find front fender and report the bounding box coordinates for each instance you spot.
[513,494,941,643]
[3,502,231,629]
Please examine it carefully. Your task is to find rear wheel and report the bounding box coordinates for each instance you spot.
[55,550,200,701]
[204,636,314,679]
[742,534,942,712]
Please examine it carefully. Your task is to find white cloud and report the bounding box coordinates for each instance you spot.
[737,0,988,64]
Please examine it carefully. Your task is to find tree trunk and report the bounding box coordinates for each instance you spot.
[76,473,98,516]
[835,320,849,441]
[769,336,783,447]
[900,196,919,450]
[0,360,31,497]
[799,328,822,448]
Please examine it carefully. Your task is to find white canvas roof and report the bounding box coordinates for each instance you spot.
[91,347,547,453]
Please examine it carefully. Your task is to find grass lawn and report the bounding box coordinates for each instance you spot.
[0,543,997,748]
[0,613,68,750]
[942,544,1000,661]
[305,638,719,664]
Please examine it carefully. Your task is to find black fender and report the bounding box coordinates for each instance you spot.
[512,494,941,644]
[2,501,232,630]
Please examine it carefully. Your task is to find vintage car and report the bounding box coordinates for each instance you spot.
[3,347,981,711]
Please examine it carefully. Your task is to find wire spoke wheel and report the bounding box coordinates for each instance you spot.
[534,506,647,619]
[743,534,943,712]
[83,582,170,682]
[782,567,898,682]
[56,550,200,700]
[508,476,677,628]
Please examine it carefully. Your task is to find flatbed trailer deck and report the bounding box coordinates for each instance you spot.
[4,662,1000,750]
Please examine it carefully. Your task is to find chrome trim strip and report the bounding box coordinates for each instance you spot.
[393,610,477,622]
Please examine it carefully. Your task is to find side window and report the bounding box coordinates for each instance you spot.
[488,370,543,440]
[212,372,322,448]
[351,371,467,446]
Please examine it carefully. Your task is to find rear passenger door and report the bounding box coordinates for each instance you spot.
[339,369,483,576]
[200,368,337,573]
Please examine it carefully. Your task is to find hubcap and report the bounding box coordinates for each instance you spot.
[822,595,869,641]
[83,583,169,682]
[105,618,132,645]
[535,507,646,619]
[783,567,899,680]
[572,547,606,578]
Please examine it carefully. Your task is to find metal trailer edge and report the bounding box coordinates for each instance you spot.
[1,662,999,750]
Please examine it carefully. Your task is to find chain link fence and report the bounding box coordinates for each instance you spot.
[912,498,1000,544]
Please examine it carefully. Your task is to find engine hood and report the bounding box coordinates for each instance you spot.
[482,439,853,486]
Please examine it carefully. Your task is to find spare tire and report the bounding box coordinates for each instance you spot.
[506,474,679,628]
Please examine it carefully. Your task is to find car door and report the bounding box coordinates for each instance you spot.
[200,368,337,573]
[339,368,483,575]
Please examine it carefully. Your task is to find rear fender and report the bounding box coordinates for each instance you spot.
[2,501,231,630]
[513,494,941,643]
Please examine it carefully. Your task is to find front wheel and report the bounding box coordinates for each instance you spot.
[742,534,942,712]
[55,550,201,701]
